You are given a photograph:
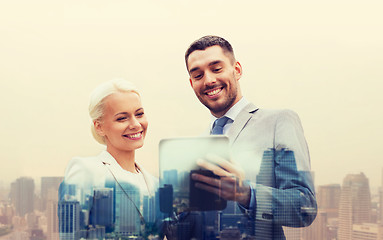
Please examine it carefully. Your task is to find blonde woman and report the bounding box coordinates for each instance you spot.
[59,79,158,239]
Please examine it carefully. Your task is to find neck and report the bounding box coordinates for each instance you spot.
[106,147,138,173]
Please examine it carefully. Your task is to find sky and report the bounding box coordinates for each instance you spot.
[0,0,382,189]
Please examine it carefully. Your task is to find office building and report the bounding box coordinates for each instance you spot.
[10,177,35,217]
[351,223,383,240]
[338,172,371,240]
[317,184,341,218]
[114,183,141,236]
[40,176,63,211]
[90,188,114,232]
[58,200,81,240]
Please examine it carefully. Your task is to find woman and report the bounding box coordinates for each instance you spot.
[59,79,158,239]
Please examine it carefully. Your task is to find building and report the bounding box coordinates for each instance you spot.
[10,177,35,217]
[338,172,371,240]
[40,176,63,211]
[46,187,60,240]
[301,211,328,240]
[352,223,383,240]
[380,168,383,224]
[90,188,114,232]
[58,200,81,240]
[317,184,341,218]
[114,183,141,237]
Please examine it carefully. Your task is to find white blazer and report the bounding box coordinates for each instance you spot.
[62,150,157,198]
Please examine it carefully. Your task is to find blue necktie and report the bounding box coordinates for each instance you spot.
[211,116,229,135]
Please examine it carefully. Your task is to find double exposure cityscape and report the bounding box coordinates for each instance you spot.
[0,167,382,239]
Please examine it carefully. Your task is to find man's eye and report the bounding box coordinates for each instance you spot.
[136,112,144,117]
[193,73,203,80]
[213,67,222,72]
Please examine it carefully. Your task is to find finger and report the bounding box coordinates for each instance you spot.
[194,182,222,196]
[195,182,236,201]
[196,159,232,177]
[204,154,242,177]
[191,173,221,187]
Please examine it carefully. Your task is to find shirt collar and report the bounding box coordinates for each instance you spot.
[210,97,249,126]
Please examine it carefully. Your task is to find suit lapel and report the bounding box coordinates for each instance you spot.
[227,103,259,145]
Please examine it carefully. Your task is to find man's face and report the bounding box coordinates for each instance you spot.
[187,45,242,117]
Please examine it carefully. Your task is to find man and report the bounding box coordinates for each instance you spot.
[186,35,317,239]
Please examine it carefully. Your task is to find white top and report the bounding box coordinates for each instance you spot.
[63,150,157,198]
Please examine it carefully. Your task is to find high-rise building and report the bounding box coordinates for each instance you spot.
[47,199,59,240]
[10,177,35,217]
[114,183,141,236]
[58,200,80,240]
[380,168,383,224]
[317,184,341,218]
[40,176,63,211]
[143,195,156,224]
[301,211,328,240]
[338,173,371,240]
[163,169,178,189]
[90,188,114,232]
[351,223,383,240]
[47,187,60,240]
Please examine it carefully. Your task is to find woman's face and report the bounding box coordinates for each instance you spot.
[95,91,148,154]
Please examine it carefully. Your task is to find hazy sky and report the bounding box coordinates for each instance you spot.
[1,0,382,188]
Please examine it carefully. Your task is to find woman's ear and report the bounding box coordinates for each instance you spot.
[94,120,105,137]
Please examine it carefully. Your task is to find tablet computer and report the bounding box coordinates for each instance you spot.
[158,136,230,213]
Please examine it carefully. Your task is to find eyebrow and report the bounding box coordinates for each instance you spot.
[189,60,223,74]
[114,108,144,117]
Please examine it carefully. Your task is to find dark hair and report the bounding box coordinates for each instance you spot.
[185,35,235,69]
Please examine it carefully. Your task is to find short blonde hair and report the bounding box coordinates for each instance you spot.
[89,78,139,144]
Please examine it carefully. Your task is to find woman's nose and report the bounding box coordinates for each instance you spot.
[129,117,141,129]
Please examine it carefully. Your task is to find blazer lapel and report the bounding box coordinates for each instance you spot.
[227,103,259,145]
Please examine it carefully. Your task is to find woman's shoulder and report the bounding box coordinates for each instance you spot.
[64,152,107,185]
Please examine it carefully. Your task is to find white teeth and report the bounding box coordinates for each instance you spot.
[207,88,221,96]
[125,132,142,139]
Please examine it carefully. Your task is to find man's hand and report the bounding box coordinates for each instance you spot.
[191,154,251,207]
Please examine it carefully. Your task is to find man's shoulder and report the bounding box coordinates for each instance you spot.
[251,107,299,119]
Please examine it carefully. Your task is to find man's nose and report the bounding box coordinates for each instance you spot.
[204,72,216,85]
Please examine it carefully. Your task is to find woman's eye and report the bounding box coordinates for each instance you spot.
[136,112,144,117]
[116,117,127,121]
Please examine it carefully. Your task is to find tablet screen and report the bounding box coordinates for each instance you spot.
[158,136,230,213]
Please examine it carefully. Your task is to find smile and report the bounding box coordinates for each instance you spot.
[205,87,223,97]
[123,131,143,140]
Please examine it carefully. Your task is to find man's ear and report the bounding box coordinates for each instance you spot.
[94,120,105,137]
[234,61,243,81]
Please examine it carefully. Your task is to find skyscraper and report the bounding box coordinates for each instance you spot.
[317,184,341,218]
[163,169,178,189]
[40,176,63,211]
[58,200,80,240]
[114,183,141,236]
[338,173,371,240]
[380,168,383,224]
[10,177,35,217]
[90,188,114,232]
[301,211,328,240]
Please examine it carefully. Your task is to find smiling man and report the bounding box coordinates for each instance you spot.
[184,35,317,240]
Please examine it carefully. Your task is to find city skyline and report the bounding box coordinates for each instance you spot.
[1,0,383,201]
[1,168,382,239]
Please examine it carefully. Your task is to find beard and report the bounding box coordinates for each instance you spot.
[198,82,238,116]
